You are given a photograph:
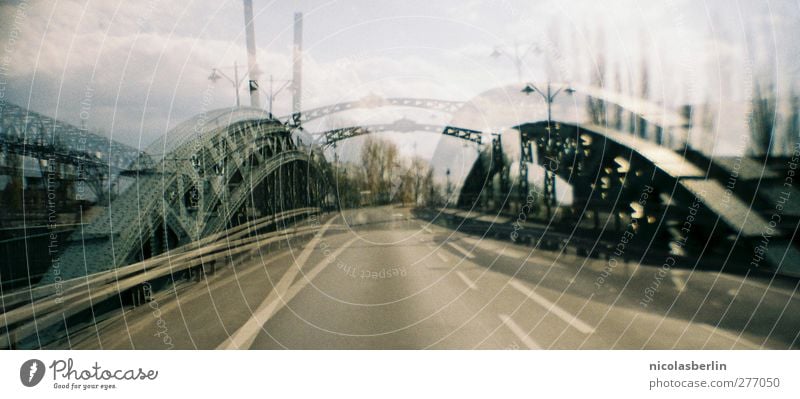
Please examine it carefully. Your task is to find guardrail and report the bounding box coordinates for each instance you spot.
[0,207,324,349]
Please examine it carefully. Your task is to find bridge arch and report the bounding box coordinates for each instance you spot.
[306,118,483,148]
[459,120,772,265]
[45,108,326,282]
[284,96,465,125]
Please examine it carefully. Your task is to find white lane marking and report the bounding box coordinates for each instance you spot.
[218,218,337,350]
[455,271,477,290]
[435,251,449,263]
[671,274,686,292]
[696,324,761,350]
[498,314,541,349]
[461,235,563,267]
[461,236,529,259]
[461,236,497,250]
[508,280,596,334]
[393,213,404,217]
[714,272,799,299]
[283,237,360,302]
[446,241,476,259]
[500,246,530,259]
[420,224,434,234]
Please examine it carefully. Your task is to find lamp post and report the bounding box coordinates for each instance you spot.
[521,82,575,124]
[490,42,541,82]
[261,75,292,116]
[521,82,575,219]
[445,168,452,205]
[208,61,248,107]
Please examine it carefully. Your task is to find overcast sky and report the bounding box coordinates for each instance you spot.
[1,0,798,157]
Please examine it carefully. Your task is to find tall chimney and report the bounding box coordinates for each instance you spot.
[243,0,261,108]
[292,12,303,123]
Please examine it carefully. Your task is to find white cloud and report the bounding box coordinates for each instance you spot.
[1,0,797,156]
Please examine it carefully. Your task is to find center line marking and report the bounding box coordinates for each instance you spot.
[218,218,337,350]
[420,225,434,234]
[508,280,595,334]
[435,251,449,262]
[671,275,686,292]
[455,271,477,290]
[446,241,476,259]
[498,314,541,349]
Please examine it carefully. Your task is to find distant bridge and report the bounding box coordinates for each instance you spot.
[284,96,466,125]
[0,102,146,169]
[0,102,152,202]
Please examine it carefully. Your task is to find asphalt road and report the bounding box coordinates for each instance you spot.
[67,206,800,349]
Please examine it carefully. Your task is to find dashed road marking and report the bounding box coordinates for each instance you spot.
[498,314,541,349]
[447,241,476,259]
[508,280,595,334]
[455,271,477,290]
[671,275,686,292]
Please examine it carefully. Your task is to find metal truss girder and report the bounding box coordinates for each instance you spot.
[286,97,465,125]
[1,102,148,169]
[316,121,482,147]
[203,151,309,235]
[48,110,314,282]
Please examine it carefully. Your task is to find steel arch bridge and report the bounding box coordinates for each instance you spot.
[1,102,152,203]
[26,86,797,282]
[457,120,793,273]
[45,108,327,282]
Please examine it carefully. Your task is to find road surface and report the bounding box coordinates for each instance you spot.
[65,206,800,349]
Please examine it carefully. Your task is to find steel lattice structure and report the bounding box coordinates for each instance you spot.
[16,85,796,282]
[312,118,483,147]
[45,108,325,282]
[0,102,146,169]
[285,96,465,125]
[1,102,153,203]
[457,120,797,274]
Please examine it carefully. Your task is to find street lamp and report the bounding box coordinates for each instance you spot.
[445,168,452,204]
[260,75,292,116]
[208,61,248,107]
[521,82,575,219]
[490,42,541,82]
[521,82,575,123]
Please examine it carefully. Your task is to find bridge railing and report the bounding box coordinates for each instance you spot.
[417,207,725,270]
[0,207,324,349]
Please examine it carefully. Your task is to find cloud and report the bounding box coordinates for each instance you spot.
[1,0,798,156]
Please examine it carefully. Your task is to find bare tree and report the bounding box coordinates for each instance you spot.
[637,52,649,139]
[360,136,399,204]
[586,29,607,125]
[784,87,800,154]
[614,66,624,130]
[1,151,23,217]
[749,79,777,158]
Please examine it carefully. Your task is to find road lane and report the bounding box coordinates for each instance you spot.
[65,206,800,349]
[218,218,340,349]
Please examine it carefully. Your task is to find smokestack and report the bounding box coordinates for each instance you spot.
[292,12,303,123]
[243,0,261,108]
